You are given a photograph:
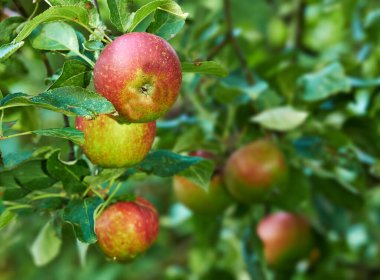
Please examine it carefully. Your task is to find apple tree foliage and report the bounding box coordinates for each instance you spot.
[1,0,380,279]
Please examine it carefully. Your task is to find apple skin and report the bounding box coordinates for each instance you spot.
[75,114,156,168]
[257,212,314,268]
[224,139,287,203]
[173,174,232,215]
[93,32,182,123]
[95,197,159,261]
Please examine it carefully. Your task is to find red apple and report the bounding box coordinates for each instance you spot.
[257,212,314,268]
[75,114,155,168]
[95,197,159,261]
[224,139,287,203]
[93,32,182,123]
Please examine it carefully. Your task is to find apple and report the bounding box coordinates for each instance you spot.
[224,139,287,203]
[93,32,182,123]
[257,212,314,268]
[95,197,159,261]
[173,151,232,215]
[75,114,155,168]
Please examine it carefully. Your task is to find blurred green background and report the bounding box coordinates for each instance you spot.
[2,0,380,279]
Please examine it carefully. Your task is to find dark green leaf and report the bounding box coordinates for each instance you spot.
[0,200,5,215]
[181,61,228,77]
[30,22,79,52]
[0,87,115,117]
[107,0,130,32]
[298,62,351,102]
[0,41,24,62]
[148,9,185,40]
[49,60,91,89]
[63,197,103,244]
[0,16,24,44]
[46,151,89,193]
[135,150,205,177]
[3,188,31,200]
[14,6,89,42]
[134,150,214,190]
[270,167,311,210]
[178,158,214,190]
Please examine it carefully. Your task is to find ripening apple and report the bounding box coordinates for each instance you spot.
[224,139,287,203]
[257,212,314,268]
[95,197,159,261]
[93,32,182,123]
[75,114,155,168]
[173,151,232,215]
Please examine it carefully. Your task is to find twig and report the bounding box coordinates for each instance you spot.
[294,0,305,50]
[294,0,318,56]
[207,37,229,60]
[223,0,255,85]
[63,115,75,161]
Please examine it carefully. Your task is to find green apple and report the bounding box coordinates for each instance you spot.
[75,114,155,168]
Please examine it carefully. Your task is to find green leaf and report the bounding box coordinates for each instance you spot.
[0,210,16,229]
[14,6,89,43]
[178,158,214,190]
[148,8,186,40]
[30,22,79,52]
[49,59,91,89]
[63,197,103,244]
[107,0,130,32]
[0,87,115,117]
[270,167,311,210]
[32,128,84,145]
[181,61,228,77]
[172,126,204,153]
[127,0,187,32]
[46,151,90,193]
[134,150,214,190]
[30,221,62,266]
[83,40,104,51]
[135,150,205,177]
[0,16,24,44]
[251,106,309,131]
[49,60,91,89]
[0,41,24,62]
[298,62,351,102]
[13,162,56,191]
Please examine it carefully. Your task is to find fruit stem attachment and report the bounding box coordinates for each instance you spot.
[59,16,111,45]
[72,51,95,68]
[27,1,40,20]
[96,181,123,218]
[0,131,33,140]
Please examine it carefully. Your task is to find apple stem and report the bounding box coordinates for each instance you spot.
[96,181,123,217]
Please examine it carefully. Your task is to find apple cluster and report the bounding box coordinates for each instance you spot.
[173,140,316,269]
[76,33,182,261]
